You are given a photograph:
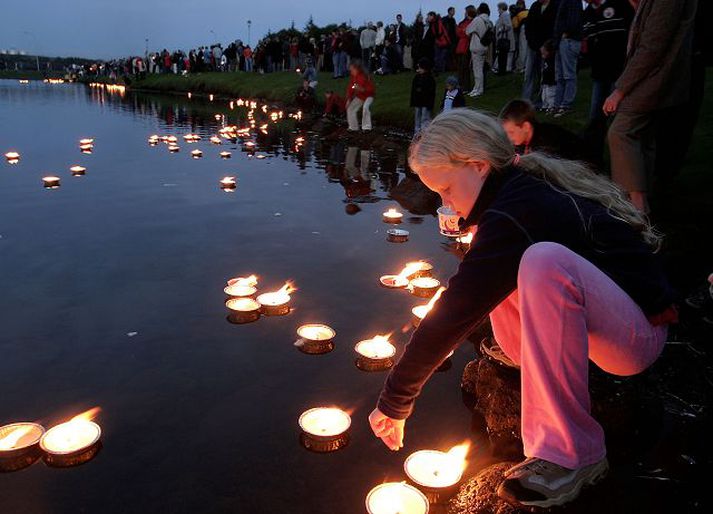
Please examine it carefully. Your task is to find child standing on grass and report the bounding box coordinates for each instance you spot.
[410,58,437,136]
[540,40,556,113]
[442,76,466,112]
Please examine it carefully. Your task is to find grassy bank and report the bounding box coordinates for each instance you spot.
[0,69,65,80]
[131,70,594,130]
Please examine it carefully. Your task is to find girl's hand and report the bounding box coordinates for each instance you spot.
[368,408,405,451]
[603,89,624,116]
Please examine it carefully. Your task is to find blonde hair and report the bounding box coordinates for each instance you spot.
[409,109,661,248]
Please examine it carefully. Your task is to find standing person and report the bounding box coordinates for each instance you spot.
[411,14,426,65]
[411,58,437,135]
[360,23,377,71]
[244,46,253,72]
[456,5,476,93]
[466,3,493,97]
[394,14,406,70]
[369,109,674,508]
[522,0,557,107]
[426,12,451,74]
[540,40,557,112]
[345,62,375,132]
[441,75,466,111]
[375,22,386,67]
[443,7,458,70]
[495,2,516,74]
[553,0,584,117]
[332,30,347,78]
[512,0,529,72]
[604,0,698,214]
[581,0,635,162]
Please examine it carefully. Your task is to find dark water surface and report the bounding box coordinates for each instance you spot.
[0,80,485,513]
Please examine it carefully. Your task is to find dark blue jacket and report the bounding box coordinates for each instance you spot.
[378,166,674,420]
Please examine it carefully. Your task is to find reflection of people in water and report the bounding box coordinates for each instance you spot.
[341,146,373,199]
[295,80,316,112]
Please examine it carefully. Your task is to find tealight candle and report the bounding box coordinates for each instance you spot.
[167,136,178,144]
[70,165,86,176]
[295,323,336,354]
[5,151,20,164]
[210,136,222,145]
[404,444,469,504]
[256,282,295,316]
[226,297,261,324]
[456,232,474,246]
[244,141,256,149]
[0,422,45,458]
[79,138,94,145]
[366,482,430,514]
[43,176,60,188]
[409,277,441,299]
[220,176,236,190]
[168,144,180,153]
[387,229,409,243]
[255,154,266,160]
[383,208,404,224]
[298,407,351,452]
[224,283,257,299]
[411,287,446,327]
[355,334,396,371]
[220,151,231,159]
[191,149,203,158]
[40,409,102,467]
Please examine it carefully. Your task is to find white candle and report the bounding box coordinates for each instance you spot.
[220,151,231,159]
[210,136,222,145]
[383,208,404,223]
[366,482,430,514]
[404,447,468,489]
[40,419,101,455]
[43,176,60,188]
[297,324,336,341]
[0,423,44,453]
[355,335,396,360]
[191,149,203,158]
[224,284,256,298]
[226,297,260,313]
[70,165,86,176]
[298,408,351,437]
[5,151,20,163]
[79,138,94,145]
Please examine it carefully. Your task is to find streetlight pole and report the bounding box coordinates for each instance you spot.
[247,20,252,47]
[23,31,40,71]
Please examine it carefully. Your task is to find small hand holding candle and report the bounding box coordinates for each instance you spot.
[369,407,405,451]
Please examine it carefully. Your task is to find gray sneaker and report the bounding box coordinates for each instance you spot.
[497,457,609,508]
[479,338,519,369]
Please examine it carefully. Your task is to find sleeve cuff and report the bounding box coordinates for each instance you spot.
[377,397,413,421]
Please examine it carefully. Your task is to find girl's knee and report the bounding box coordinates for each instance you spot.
[518,242,577,291]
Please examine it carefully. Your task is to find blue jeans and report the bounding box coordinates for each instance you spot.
[589,79,614,123]
[414,107,432,135]
[394,44,404,70]
[555,38,581,109]
[522,48,542,108]
[334,51,348,77]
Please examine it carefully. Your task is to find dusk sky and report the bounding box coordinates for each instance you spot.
[2,0,531,59]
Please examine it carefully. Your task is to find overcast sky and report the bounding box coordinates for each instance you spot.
[1,0,533,59]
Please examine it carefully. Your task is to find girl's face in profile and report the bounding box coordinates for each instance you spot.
[417,162,490,218]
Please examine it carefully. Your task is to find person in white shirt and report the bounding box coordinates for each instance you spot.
[465,3,492,97]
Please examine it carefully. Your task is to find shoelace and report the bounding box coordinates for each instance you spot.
[508,458,560,477]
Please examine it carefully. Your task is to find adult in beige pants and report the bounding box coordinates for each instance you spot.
[604,0,697,213]
[465,4,492,97]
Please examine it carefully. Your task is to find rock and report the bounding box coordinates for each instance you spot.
[389,176,440,215]
[448,462,526,514]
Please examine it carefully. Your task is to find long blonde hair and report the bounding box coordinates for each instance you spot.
[409,109,661,248]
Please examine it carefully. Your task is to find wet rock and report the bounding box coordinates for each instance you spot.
[448,462,525,514]
[389,176,440,215]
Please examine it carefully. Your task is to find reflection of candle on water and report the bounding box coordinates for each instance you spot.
[40,408,101,456]
[412,287,446,326]
[366,482,429,514]
[404,444,469,490]
[383,208,404,224]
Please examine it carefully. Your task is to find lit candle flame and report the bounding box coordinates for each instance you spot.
[397,262,426,280]
[0,425,33,450]
[457,232,474,244]
[446,442,470,472]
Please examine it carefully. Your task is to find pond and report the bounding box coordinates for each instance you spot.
[0,80,488,513]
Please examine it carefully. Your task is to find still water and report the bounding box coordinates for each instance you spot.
[0,80,486,513]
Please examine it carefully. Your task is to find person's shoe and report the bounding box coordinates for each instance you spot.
[479,338,519,369]
[468,90,481,97]
[553,107,572,118]
[497,457,608,508]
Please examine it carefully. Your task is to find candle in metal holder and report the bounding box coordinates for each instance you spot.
[168,144,180,153]
[404,444,469,504]
[210,136,222,145]
[220,176,236,190]
[40,408,102,468]
[219,151,231,159]
[380,261,426,289]
[224,275,258,299]
[411,287,446,327]
[183,134,200,142]
[456,232,473,246]
[298,407,350,453]
[226,297,261,324]
[366,482,430,514]
[407,261,433,279]
[387,228,409,243]
[70,165,86,176]
[43,176,60,189]
[409,277,441,299]
[295,324,336,354]
[355,334,396,371]
[191,149,203,159]
[382,208,404,224]
[0,422,45,460]
[255,154,266,160]
[257,282,295,316]
[5,151,20,164]
[166,136,178,144]
[79,138,94,146]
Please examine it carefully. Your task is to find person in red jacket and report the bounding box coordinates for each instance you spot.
[456,5,477,92]
[345,62,376,132]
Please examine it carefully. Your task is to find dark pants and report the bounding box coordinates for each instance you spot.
[522,48,542,107]
[456,53,472,92]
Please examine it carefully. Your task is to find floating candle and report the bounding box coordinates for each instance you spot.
[226,297,261,324]
[226,275,258,288]
[168,144,180,153]
[412,287,446,327]
[380,261,425,289]
[191,149,203,158]
[404,444,469,503]
[355,334,396,371]
[43,176,61,188]
[0,423,45,457]
[257,282,296,316]
[255,154,266,160]
[383,208,404,224]
[70,165,86,176]
[456,232,474,245]
[366,482,430,514]
[296,324,336,354]
[166,135,178,143]
[387,229,409,243]
[409,277,441,298]
[79,138,94,145]
[220,151,231,159]
[4,151,20,164]
[220,176,236,190]
[210,136,222,145]
[299,407,351,452]
[40,408,102,467]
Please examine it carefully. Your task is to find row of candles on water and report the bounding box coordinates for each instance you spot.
[4,138,95,189]
[223,258,467,513]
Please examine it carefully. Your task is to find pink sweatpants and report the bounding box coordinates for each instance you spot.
[489,242,667,469]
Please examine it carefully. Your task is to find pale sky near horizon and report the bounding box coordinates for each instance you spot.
[1,0,533,60]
